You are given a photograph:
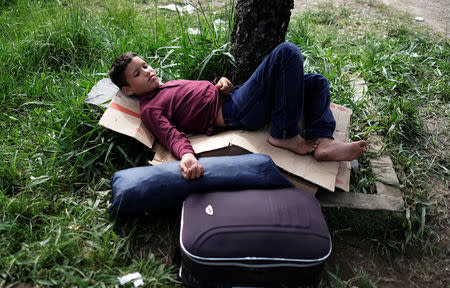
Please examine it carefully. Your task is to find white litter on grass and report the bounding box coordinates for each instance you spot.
[39,238,50,246]
[188,19,228,35]
[188,28,201,35]
[158,3,196,14]
[118,272,143,286]
[214,19,228,33]
[133,278,144,287]
[415,16,425,22]
[214,19,227,27]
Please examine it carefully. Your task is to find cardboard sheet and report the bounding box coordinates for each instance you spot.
[330,103,353,192]
[91,78,354,192]
[98,91,155,149]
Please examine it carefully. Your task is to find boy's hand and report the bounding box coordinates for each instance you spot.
[179,153,204,180]
[215,77,234,95]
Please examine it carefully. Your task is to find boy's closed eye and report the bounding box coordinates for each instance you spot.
[133,63,148,77]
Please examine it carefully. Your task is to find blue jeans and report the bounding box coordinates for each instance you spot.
[222,42,336,140]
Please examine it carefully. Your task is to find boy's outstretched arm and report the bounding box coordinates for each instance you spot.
[179,153,204,179]
[141,109,203,179]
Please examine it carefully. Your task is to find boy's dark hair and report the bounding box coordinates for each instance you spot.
[109,52,138,88]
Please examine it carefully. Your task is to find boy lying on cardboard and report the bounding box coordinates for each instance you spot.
[109,42,367,180]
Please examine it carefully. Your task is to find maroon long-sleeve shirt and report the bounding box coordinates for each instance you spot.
[139,80,219,159]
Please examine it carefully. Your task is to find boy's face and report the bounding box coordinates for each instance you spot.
[121,56,161,96]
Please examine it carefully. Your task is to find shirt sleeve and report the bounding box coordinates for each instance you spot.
[141,108,195,160]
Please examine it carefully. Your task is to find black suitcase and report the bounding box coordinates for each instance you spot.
[179,187,331,288]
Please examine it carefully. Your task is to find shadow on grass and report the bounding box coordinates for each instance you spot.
[113,211,181,265]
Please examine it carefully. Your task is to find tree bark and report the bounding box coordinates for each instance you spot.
[230,0,294,85]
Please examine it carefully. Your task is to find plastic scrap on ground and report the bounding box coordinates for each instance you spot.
[158,3,196,14]
[118,272,144,287]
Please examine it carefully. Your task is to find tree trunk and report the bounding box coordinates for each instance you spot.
[230,0,294,85]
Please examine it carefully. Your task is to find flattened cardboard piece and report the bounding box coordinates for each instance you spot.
[330,103,352,133]
[99,91,155,149]
[229,128,339,191]
[283,173,319,196]
[188,131,236,153]
[330,104,353,192]
[149,103,355,192]
[335,161,351,191]
[150,141,177,165]
[333,136,351,191]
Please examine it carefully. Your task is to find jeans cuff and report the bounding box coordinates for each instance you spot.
[302,128,334,140]
[270,125,301,139]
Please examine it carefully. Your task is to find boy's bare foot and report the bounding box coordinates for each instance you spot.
[313,138,367,161]
[268,135,318,155]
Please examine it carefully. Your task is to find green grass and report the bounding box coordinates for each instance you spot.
[323,265,378,288]
[1,0,448,286]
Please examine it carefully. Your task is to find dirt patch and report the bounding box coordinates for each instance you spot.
[380,0,449,36]
[293,0,449,37]
[327,235,450,287]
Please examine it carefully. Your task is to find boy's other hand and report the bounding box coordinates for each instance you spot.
[215,77,234,95]
[179,153,204,180]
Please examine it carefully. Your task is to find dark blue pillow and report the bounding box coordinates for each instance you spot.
[110,154,293,217]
